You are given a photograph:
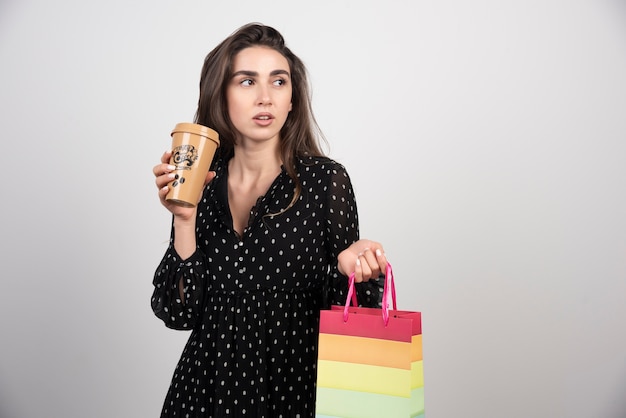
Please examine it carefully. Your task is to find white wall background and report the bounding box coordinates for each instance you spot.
[1,0,625,417]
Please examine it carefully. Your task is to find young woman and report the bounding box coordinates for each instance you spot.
[151,23,387,417]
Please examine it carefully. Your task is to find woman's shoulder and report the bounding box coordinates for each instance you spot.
[294,156,353,190]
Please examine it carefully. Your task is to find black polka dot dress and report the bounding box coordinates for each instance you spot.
[152,156,382,417]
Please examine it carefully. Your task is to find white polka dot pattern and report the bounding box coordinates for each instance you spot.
[152,156,382,417]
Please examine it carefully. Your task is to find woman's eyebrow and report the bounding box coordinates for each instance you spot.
[232,69,290,77]
[270,69,290,77]
[232,70,257,77]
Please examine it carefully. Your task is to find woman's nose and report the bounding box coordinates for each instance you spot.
[257,86,271,105]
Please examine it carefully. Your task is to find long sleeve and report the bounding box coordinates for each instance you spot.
[323,162,383,308]
[151,240,207,330]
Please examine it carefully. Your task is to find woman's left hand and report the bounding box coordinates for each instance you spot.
[337,239,388,282]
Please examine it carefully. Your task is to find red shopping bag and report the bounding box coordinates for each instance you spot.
[316,264,424,418]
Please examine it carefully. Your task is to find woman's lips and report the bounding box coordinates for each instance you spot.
[253,113,274,126]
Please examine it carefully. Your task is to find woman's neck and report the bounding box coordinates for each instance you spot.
[229,142,282,183]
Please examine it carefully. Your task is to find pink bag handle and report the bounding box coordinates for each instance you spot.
[344,262,396,326]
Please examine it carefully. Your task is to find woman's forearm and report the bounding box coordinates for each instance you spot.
[172,216,197,260]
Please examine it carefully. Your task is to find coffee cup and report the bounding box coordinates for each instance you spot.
[165,122,220,207]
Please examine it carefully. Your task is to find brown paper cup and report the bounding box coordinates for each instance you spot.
[165,123,220,207]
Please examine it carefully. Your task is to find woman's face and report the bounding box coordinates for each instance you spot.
[227,46,293,145]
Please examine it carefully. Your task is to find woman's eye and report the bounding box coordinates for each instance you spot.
[273,79,285,86]
[241,79,253,86]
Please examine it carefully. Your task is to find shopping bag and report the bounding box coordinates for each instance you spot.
[316,263,424,418]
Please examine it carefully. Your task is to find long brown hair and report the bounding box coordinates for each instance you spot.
[194,23,327,211]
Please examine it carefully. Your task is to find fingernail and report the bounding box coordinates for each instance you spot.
[376,249,382,256]
[356,258,361,266]
[167,165,176,171]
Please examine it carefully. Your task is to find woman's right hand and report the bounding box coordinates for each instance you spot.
[153,150,216,222]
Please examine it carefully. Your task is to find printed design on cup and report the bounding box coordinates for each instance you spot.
[171,144,198,188]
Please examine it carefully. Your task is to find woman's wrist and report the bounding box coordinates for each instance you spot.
[173,213,196,229]
[172,214,197,259]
